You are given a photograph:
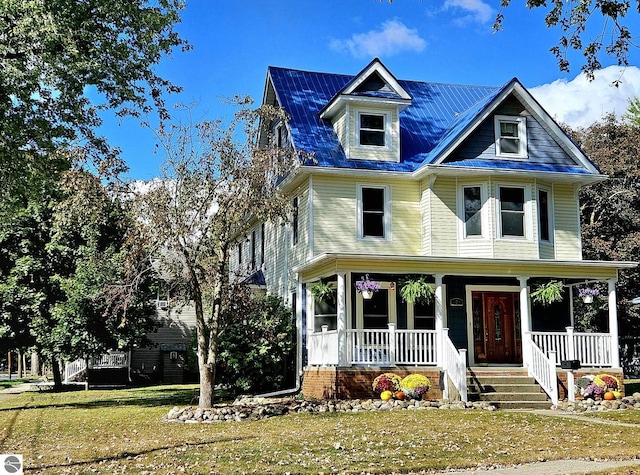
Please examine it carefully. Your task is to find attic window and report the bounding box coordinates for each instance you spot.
[495,115,527,158]
[358,113,387,147]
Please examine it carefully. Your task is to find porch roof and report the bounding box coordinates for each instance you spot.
[293,253,637,282]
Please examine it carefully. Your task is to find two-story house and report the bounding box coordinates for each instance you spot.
[235,59,635,405]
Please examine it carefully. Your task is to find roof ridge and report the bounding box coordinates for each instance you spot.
[268,65,500,91]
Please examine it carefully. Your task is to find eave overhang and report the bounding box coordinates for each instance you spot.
[293,253,637,281]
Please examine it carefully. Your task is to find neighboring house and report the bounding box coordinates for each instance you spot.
[64,301,197,386]
[233,59,636,405]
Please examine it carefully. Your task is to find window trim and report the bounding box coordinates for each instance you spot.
[494,115,527,159]
[537,186,554,244]
[356,183,391,241]
[495,184,532,241]
[292,196,299,246]
[457,183,487,240]
[356,110,392,151]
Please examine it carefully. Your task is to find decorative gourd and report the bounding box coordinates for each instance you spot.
[604,391,615,401]
[394,391,405,400]
[613,391,622,399]
[380,390,393,401]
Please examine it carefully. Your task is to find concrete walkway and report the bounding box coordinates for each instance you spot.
[437,458,640,474]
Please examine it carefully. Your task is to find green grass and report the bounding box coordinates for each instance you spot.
[1,386,640,474]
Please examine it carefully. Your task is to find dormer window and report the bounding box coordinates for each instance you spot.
[495,115,527,158]
[357,112,389,148]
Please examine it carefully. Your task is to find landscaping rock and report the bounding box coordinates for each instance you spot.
[555,396,640,413]
[164,396,498,423]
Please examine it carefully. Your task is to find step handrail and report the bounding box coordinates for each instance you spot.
[441,328,468,402]
[64,358,87,383]
[526,336,559,406]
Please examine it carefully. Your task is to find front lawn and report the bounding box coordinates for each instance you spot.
[1,386,640,474]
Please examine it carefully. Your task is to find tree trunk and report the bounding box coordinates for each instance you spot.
[16,349,23,379]
[52,358,63,390]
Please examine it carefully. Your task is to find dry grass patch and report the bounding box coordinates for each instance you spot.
[1,386,640,474]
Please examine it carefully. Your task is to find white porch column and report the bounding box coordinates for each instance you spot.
[435,274,446,366]
[519,276,532,369]
[608,278,620,368]
[337,273,347,366]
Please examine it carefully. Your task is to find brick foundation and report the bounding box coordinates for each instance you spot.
[301,366,625,402]
[302,366,443,400]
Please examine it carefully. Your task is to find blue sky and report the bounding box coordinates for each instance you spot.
[100,0,640,180]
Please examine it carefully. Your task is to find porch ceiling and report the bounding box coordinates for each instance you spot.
[293,253,637,282]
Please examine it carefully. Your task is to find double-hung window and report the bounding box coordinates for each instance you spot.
[292,196,299,246]
[495,115,527,158]
[358,185,390,240]
[499,186,526,238]
[358,112,388,148]
[538,188,552,242]
[463,186,483,237]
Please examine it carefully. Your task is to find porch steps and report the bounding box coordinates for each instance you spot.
[467,368,553,410]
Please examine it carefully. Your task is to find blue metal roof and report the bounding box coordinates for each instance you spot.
[267,66,590,174]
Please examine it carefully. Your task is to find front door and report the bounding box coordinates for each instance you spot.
[472,291,522,364]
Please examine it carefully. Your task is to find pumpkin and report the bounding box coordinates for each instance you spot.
[604,391,615,400]
[380,390,393,401]
[394,391,405,400]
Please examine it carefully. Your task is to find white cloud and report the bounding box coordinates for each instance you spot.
[330,20,426,58]
[442,0,494,25]
[530,66,640,128]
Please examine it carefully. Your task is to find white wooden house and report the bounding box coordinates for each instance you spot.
[232,59,636,405]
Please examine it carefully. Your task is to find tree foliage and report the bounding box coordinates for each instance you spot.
[0,161,155,387]
[136,99,302,408]
[494,0,635,79]
[567,112,640,336]
[216,294,295,395]
[0,0,188,191]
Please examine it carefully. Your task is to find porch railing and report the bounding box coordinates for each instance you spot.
[531,328,613,367]
[307,327,339,366]
[88,351,130,369]
[347,326,438,366]
[527,338,559,406]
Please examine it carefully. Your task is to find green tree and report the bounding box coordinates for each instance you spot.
[568,113,640,339]
[0,0,187,194]
[136,99,301,408]
[0,163,155,387]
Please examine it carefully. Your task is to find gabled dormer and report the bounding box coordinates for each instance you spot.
[319,59,411,163]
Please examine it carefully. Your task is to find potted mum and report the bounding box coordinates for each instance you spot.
[399,374,430,400]
[355,274,380,300]
[372,373,401,400]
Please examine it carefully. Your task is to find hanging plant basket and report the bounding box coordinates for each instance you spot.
[355,274,380,300]
[578,287,599,304]
[530,280,564,306]
[399,276,434,305]
[310,280,336,303]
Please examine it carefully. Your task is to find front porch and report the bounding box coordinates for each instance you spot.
[297,254,635,403]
